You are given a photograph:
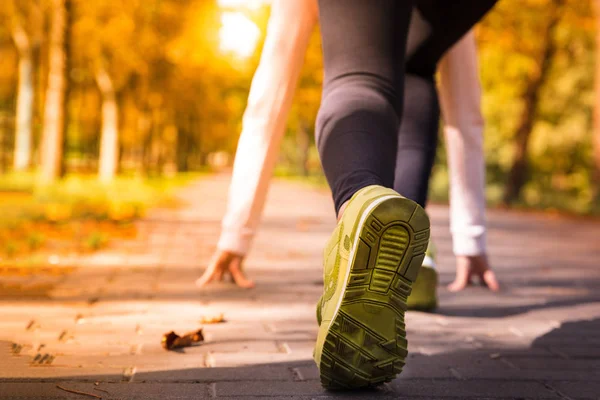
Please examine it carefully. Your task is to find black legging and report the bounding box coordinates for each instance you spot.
[395,73,439,207]
[316,0,497,213]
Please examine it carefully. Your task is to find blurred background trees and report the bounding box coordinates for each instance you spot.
[0,0,598,214]
[594,0,600,204]
[7,0,43,173]
[444,0,598,213]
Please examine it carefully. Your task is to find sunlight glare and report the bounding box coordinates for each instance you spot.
[219,12,261,58]
[217,0,268,9]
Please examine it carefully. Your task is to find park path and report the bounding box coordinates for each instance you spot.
[1,174,600,400]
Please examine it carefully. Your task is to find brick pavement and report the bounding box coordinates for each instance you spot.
[1,174,599,399]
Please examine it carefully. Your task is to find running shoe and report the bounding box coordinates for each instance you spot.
[314,185,430,389]
[407,242,438,311]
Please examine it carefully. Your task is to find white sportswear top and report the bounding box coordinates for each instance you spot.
[218,0,487,257]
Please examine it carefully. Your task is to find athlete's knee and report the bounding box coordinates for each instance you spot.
[316,77,400,149]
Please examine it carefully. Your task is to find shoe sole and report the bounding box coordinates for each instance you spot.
[315,195,430,389]
[407,266,438,312]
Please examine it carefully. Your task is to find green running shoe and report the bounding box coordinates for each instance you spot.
[407,242,438,312]
[314,185,430,389]
[318,243,438,322]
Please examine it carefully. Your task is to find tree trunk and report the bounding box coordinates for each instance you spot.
[503,0,563,205]
[96,66,119,183]
[150,107,164,175]
[176,126,189,172]
[39,0,69,184]
[12,23,35,171]
[593,0,600,203]
[60,0,72,177]
[137,111,151,174]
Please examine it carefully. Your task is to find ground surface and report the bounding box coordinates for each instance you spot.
[1,175,599,400]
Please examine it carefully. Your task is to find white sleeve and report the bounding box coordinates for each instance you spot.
[437,30,487,256]
[218,0,317,255]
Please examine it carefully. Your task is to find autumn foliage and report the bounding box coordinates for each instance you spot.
[0,0,598,237]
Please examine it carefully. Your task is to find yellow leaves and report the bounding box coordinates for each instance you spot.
[104,13,135,39]
[163,125,178,144]
[225,95,245,115]
[166,2,223,67]
[199,313,225,324]
[43,203,72,222]
[0,174,191,259]
[107,202,138,222]
[0,46,18,98]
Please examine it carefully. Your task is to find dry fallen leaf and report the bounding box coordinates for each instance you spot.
[162,329,204,351]
[199,313,225,324]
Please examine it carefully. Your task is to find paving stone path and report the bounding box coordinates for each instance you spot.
[1,174,599,399]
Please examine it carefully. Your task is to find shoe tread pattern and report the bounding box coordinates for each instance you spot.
[319,197,429,389]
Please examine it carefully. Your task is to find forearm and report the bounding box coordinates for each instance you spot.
[437,30,487,256]
[218,0,317,255]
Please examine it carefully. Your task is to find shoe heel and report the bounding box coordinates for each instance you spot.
[319,196,430,389]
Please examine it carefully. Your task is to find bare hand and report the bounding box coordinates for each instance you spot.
[196,250,255,289]
[447,254,500,292]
